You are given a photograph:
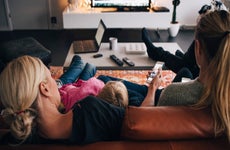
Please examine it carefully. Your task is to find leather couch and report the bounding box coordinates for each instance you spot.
[0,106,230,150]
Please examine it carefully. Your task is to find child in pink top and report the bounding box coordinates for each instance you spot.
[56,55,128,113]
[59,77,105,112]
[56,55,101,112]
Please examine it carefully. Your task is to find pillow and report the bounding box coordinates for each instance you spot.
[0,37,51,66]
[121,106,216,140]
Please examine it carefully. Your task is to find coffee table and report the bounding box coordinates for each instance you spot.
[64,42,182,70]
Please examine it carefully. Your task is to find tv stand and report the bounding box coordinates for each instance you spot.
[63,7,170,29]
[116,7,149,12]
[90,7,149,12]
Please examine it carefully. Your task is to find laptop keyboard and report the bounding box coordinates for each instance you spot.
[84,40,96,50]
[73,40,96,53]
[74,41,84,52]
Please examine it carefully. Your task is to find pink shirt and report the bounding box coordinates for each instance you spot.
[59,77,105,112]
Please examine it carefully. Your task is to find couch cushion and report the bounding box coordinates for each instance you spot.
[0,37,51,66]
[121,106,216,140]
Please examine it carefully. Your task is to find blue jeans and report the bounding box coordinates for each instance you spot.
[58,55,96,86]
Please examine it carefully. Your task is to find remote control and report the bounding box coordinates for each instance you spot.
[110,55,124,66]
[93,53,103,58]
[122,57,135,66]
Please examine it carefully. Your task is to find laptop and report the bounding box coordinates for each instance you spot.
[73,19,106,53]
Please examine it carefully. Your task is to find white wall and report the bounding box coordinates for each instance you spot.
[0,0,68,30]
[48,0,68,29]
[155,0,211,26]
[0,0,12,30]
[8,0,50,30]
[0,0,217,30]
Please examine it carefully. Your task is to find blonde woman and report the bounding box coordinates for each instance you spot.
[0,56,125,145]
[97,10,230,142]
[143,10,230,141]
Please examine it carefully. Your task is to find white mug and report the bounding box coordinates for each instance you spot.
[109,37,118,50]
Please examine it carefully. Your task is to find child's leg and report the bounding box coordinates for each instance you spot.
[154,89,163,105]
[58,55,85,85]
[127,89,145,106]
[78,63,96,80]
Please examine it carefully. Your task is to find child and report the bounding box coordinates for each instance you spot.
[57,55,128,113]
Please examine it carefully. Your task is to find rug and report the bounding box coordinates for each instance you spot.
[50,66,176,87]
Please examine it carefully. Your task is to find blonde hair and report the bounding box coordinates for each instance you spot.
[194,10,230,141]
[0,56,47,142]
[97,81,129,108]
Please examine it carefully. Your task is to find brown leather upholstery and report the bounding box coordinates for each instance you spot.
[121,106,216,140]
[1,106,229,149]
[0,138,229,150]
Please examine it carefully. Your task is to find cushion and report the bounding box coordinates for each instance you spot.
[121,106,216,140]
[0,37,51,66]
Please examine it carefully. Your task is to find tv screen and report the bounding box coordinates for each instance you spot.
[91,0,150,9]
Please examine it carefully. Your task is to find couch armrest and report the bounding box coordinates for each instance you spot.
[121,106,216,140]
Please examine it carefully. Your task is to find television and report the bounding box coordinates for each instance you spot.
[91,0,150,11]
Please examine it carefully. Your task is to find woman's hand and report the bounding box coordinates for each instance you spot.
[141,70,162,106]
[148,70,162,93]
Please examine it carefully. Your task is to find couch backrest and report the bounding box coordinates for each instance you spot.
[121,106,217,140]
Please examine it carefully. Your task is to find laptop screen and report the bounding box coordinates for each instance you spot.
[95,20,106,46]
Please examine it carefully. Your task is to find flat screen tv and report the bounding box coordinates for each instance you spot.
[91,0,150,11]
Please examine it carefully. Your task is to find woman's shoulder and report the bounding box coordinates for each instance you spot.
[166,78,203,90]
[158,79,204,106]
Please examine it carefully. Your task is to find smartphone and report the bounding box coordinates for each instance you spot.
[146,61,163,83]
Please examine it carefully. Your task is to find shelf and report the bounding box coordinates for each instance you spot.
[63,8,171,29]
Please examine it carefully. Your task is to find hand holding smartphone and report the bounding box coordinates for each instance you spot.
[146,61,163,84]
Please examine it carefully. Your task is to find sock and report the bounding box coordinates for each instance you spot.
[175,50,184,58]
[142,28,165,61]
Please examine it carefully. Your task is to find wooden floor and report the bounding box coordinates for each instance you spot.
[0,28,194,66]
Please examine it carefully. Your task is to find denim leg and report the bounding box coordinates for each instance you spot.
[128,89,145,106]
[155,89,163,105]
[97,75,122,83]
[59,55,85,85]
[98,75,148,95]
[78,63,96,80]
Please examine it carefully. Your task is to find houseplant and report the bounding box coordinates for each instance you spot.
[168,0,181,37]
